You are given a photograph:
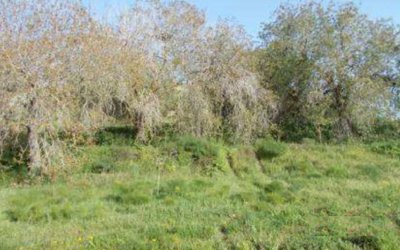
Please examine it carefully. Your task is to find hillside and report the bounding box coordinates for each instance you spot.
[1,137,399,250]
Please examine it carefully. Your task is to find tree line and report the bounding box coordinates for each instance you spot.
[0,0,399,175]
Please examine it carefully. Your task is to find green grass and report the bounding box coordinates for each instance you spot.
[255,138,287,160]
[0,138,400,249]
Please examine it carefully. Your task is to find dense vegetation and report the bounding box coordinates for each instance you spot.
[0,0,399,249]
[0,0,398,175]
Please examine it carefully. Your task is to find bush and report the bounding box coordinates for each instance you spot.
[368,119,400,141]
[255,138,287,160]
[95,127,137,146]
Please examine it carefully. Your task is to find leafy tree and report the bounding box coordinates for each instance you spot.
[258,1,399,140]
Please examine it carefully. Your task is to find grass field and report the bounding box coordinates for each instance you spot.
[0,137,399,250]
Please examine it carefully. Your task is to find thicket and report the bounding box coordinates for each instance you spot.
[0,0,399,175]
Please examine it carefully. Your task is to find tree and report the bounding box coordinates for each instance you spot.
[0,0,146,174]
[119,0,275,143]
[0,0,91,174]
[258,1,399,140]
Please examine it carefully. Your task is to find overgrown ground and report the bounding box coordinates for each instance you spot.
[0,135,400,250]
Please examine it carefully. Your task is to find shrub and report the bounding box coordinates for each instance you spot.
[368,119,400,141]
[255,138,287,160]
[95,127,137,146]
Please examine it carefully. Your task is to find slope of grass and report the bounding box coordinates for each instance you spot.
[0,138,399,250]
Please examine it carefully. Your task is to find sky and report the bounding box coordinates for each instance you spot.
[83,0,400,40]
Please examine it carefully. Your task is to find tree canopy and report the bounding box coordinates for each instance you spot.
[0,0,399,175]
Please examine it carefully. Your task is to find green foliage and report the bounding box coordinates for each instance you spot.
[279,118,318,142]
[369,119,400,141]
[255,138,287,160]
[95,127,137,146]
[0,148,29,185]
[1,0,400,247]
[258,1,399,141]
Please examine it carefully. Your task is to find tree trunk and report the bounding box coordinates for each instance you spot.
[135,110,146,142]
[27,123,41,175]
[316,124,322,143]
[27,97,42,175]
[333,84,352,140]
[336,116,352,140]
